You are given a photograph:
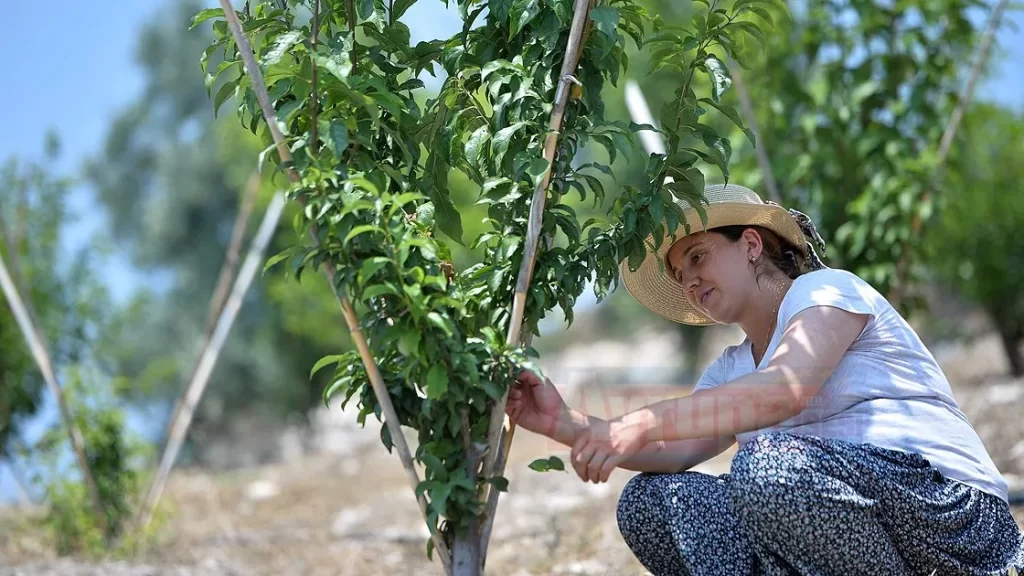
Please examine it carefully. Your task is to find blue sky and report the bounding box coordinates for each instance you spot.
[0,1,1021,501]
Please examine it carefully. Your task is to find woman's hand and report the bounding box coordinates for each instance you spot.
[506,369,569,438]
[570,415,651,483]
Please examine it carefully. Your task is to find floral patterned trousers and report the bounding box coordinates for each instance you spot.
[616,432,1024,575]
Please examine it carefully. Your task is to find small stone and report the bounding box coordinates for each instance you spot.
[244,479,280,501]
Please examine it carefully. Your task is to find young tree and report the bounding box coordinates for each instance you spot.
[199,0,769,571]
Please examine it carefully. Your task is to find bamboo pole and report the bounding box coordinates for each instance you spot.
[138,192,286,530]
[889,0,1007,307]
[151,171,260,461]
[216,4,453,572]
[478,0,595,553]
[0,253,108,535]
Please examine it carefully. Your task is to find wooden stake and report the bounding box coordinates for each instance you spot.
[151,171,260,464]
[217,3,453,572]
[0,253,108,535]
[479,0,595,553]
[137,192,285,530]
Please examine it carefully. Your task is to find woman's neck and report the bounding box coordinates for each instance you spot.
[739,274,793,362]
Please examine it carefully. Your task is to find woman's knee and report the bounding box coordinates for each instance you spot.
[729,432,814,513]
[616,473,662,543]
[616,471,723,544]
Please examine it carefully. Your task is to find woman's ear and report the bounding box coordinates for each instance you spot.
[741,227,764,262]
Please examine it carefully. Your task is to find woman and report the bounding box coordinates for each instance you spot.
[506,184,1024,575]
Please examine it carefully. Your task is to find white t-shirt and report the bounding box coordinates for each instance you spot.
[695,268,1008,502]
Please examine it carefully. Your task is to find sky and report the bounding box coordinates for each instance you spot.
[0,1,1021,501]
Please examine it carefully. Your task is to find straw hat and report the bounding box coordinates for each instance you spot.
[620,183,814,326]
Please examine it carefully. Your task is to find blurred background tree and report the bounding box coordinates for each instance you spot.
[927,103,1024,376]
[0,135,104,480]
[727,0,980,301]
[85,1,348,464]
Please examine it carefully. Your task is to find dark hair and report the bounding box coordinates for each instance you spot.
[712,225,806,280]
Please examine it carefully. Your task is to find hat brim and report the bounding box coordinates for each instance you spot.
[620,202,808,326]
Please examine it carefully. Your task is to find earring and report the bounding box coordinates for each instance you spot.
[749,256,756,264]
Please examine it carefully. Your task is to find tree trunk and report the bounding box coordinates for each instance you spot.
[452,518,482,576]
[998,329,1024,377]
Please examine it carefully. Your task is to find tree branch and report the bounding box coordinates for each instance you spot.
[346,0,358,74]
[310,0,320,154]
[216,4,452,573]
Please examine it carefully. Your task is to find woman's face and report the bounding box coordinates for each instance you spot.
[665,229,762,323]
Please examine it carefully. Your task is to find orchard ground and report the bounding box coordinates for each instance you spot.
[3,325,1023,575]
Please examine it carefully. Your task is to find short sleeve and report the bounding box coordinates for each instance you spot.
[778,269,879,333]
[693,349,729,392]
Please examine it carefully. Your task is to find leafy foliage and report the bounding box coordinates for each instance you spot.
[27,371,154,556]
[199,0,767,557]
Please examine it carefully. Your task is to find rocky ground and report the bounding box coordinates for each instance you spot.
[2,327,1023,575]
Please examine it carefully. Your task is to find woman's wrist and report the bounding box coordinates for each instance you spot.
[550,407,593,447]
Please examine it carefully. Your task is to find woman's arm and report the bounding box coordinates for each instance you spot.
[570,305,869,482]
[549,408,735,474]
[622,305,868,443]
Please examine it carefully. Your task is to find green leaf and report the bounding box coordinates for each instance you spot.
[510,0,541,37]
[310,355,347,380]
[392,0,417,20]
[264,30,304,66]
[492,122,528,168]
[316,53,353,81]
[263,247,299,275]
[358,257,392,285]
[747,6,774,26]
[191,8,224,28]
[362,282,400,300]
[398,330,422,356]
[589,7,620,40]
[357,0,375,20]
[732,21,765,47]
[482,177,513,197]
[465,126,491,168]
[528,456,566,472]
[344,225,384,244]
[325,120,350,157]
[322,376,349,408]
[702,55,732,103]
[525,157,550,189]
[426,364,448,399]
[416,202,436,230]
[489,0,513,23]
[213,79,237,117]
[427,193,464,243]
[698,98,754,146]
[488,476,509,492]
[380,425,393,453]
[427,312,454,337]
